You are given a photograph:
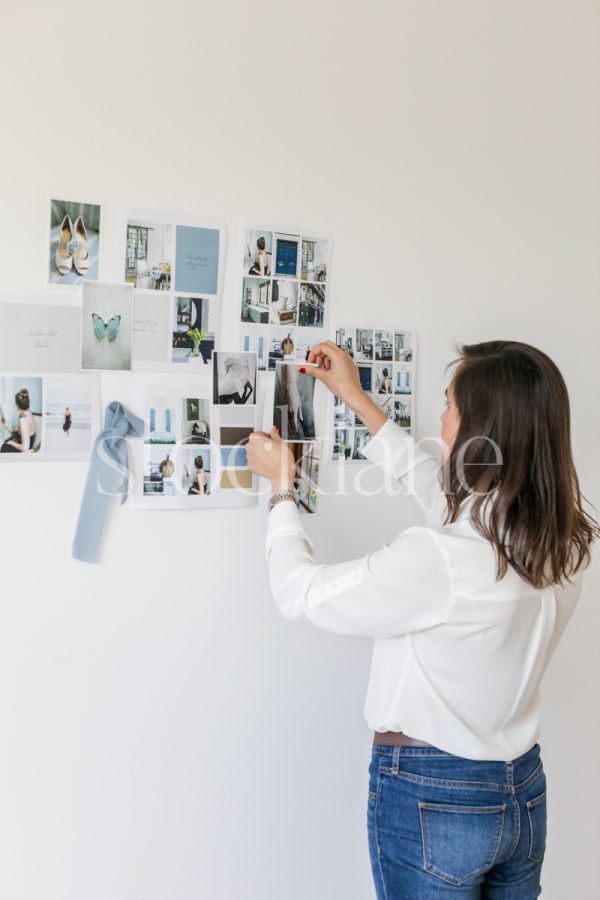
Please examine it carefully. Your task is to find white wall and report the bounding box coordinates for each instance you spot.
[0,2,599,898]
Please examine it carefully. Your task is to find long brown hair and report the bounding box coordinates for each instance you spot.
[443,340,599,588]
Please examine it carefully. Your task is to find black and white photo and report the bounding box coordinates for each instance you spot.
[213,352,257,405]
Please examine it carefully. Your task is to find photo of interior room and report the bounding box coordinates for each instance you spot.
[355,329,373,362]
[143,445,177,496]
[394,396,412,429]
[298,283,325,327]
[270,280,298,325]
[125,220,172,290]
[352,429,370,460]
[394,331,413,362]
[335,326,354,356]
[172,297,216,363]
[241,277,270,324]
[375,330,393,361]
[181,397,210,444]
[332,427,352,461]
[300,237,328,282]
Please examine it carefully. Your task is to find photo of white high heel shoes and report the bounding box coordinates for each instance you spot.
[54,214,91,276]
[49,199,101,286]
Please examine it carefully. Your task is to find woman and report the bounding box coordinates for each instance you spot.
[247,236,270,276]
[63,406,72,437]
[0,388,37,453]
[217,357,254,405]
[187,455,208,495]
[246,339,598,898]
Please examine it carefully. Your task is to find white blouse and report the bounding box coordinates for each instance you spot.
[266,418,583,761]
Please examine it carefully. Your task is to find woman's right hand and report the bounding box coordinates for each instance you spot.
[302,341,388,437]
[302,341,363,407]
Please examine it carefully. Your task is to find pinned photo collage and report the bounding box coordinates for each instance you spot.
[123,209,225,372]
[272,360,320,514]
[0,373,100,462]
[331,324,416,462]
[131,351,260,509]
[239,226,331,372]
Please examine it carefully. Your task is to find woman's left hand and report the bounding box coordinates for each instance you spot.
[247,427,295,491]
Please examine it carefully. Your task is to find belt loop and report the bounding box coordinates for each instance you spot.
[392,746,400,774]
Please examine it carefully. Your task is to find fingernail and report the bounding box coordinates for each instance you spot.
[299,367,306,373]
[274,425,279,431]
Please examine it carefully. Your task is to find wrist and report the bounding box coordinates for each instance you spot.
[271,473,295,493]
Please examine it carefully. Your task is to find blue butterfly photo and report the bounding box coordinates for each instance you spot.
[92,313,121,341]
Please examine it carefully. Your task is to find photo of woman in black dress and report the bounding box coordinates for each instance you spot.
[63,406,72,437]
[0,388,37,453]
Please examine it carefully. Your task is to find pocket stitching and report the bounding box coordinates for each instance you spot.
[526,790,547,863]
[419,802,507,885]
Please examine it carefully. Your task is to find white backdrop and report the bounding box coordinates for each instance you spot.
[0,2,599,898]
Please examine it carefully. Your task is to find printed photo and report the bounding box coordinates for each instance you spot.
[298,282,326,327]
[358,365,372,392]
[375,330,393,361]
[125,219,172,290]
[301,237,328,283]
[375,393,395,421]
[394,365,413,394]
[144,404,176,444]
[133,292,171,364]
[181,397,210,444]
[0,377,42,454]
[242,329,268,371]
[81,282,133,372]
[292,442,320,514]
[273,362,316,442]
[143,446,177,496]
[335,325,354,357]
[181,447,211,496]
[374,364,393,394]
[268,328,296,370]
[352,428,370,460]
[394,331,413,362]
[244,229,273,276]
[332,427,352,461]
[175,225,220,294]
[355,329,374,362]
[220,425,254,445]
[172,296,216,364]
[273,232,300,279]
[220,469,253,490]
[334,396,354,429]
[49,198,101,286]
[293,327,317,363]
[270,279,298,325]
[241,277,270,324]
[394,396,412,429]
[213,352,257,406]
[44,375,94,454]
[220,446,248,468]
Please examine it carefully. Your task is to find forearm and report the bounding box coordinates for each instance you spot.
[346,388,387,436]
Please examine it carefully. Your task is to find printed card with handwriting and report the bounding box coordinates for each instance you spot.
[119,208,226,372]
[0,300,81,373]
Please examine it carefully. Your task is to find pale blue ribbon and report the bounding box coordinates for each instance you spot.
[72,401,144,563]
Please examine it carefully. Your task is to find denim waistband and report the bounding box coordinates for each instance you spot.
[371,742,542,793]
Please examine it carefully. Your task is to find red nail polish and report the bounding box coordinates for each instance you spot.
[274,425,279,431]
[299,367,306,373]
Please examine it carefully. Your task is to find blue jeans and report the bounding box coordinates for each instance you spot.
[367,742,547,898]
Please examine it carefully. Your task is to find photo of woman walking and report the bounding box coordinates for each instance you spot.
[247,339,599,898]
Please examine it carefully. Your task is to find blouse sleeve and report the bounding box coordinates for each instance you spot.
[360,418,448,527]
[265,501,453,638]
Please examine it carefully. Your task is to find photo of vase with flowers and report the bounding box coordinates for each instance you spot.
[171,296,215,365]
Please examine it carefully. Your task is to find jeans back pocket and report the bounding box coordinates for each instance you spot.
[526,790,547,862]
[419,801,506,885]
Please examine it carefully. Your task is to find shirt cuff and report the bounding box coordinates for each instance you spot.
[362,418,435,480]
[265,499,314,560]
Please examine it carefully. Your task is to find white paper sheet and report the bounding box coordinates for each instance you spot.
[0,300,81,373]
